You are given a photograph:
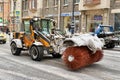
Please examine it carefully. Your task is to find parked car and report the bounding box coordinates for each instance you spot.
[0,31,6,44]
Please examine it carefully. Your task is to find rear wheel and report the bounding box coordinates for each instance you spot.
[30,46,44,61]
[106,43,115,48]
[11,42,21,55]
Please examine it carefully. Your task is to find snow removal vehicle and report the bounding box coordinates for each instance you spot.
[10,17,64,61]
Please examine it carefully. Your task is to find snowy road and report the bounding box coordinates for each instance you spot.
[0,41,120,80]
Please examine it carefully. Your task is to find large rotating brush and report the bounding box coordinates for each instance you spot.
[91,50,103,62]
[62,46,91,70]
[62,46,103,70]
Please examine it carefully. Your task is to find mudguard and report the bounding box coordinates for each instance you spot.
[11,39,23,48]
[32,41,43,46]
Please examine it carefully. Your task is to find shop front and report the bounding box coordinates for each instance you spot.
[86,13,103,32]
[81,9,109,33]
[61,12,81,32]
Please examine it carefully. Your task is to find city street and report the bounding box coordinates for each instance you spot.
[0,37,119,80]
[0,0,120,80]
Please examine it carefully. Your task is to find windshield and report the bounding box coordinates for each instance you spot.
[24,20,30,34]
[101,26,113,32]
[32,19,54,35]
[41,19,53,34]
[33,21,41,31]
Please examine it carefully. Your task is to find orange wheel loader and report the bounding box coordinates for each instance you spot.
[10,17,64,61]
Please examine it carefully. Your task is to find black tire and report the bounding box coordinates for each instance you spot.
[3,41,6,44]
[11,42,21,55]
[52,53,61,58]
[110,43,115,48]
[30,46,44,61]
[106,43,115,48]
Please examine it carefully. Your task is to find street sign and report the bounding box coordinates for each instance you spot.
[15,11,20,16]
[15,19,20,23]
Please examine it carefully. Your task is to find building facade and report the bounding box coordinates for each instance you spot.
[22,0,43,18]
[10,0,22,32]
[0,0,10,31]
[9,0,120,33]
[79,0,111,32]
[21,0,43,31]
[9,0,43,32]
[42,0,80,32]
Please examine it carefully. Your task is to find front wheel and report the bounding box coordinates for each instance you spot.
[30,46,44,61]
[11,42,21,55]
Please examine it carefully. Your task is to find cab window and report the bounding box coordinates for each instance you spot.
[24,20,30,34]
[41,19,53,34]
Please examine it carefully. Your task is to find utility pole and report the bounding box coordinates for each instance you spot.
[57,0,61,29]
[58,0,61,29]
[71,0,75,34]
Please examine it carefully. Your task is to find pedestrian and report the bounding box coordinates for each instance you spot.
[65,23,71,37]
[66,23,71,32]
[70,24,75,34]
[6,28,10,35]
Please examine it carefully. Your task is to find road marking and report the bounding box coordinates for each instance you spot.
[0,68,47,80]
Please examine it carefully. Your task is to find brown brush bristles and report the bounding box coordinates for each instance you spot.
[62,46,92,70]
[62,46,103,70]
[92,50,103,62]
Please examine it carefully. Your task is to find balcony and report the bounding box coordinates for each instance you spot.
[83,0,101,6]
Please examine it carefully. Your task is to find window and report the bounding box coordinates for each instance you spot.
[23,0,29,10]
[64,0,68,5]
[24,20,30,34]
[53,0,58,6]
[33,21,41,31]
[29,0,37,10]
[41,20,49,34]
[45,0,49,8]
[74,0,80,3]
